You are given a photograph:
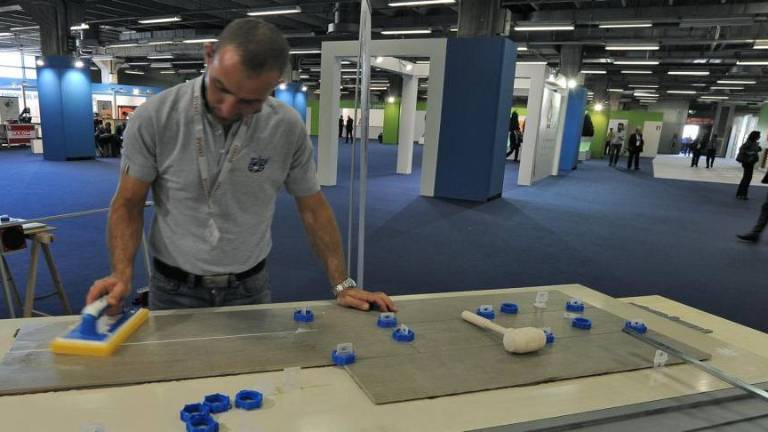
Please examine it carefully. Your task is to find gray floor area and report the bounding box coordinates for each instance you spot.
[0,291,708,403]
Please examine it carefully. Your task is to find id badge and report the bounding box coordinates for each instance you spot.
[205,219,221,245]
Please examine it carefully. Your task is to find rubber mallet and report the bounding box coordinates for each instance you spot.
[461,310,547,354]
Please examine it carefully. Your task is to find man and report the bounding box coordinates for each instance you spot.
[338,115,343,139]
[345,115,354,143]
[690,135,704,167]
[626,128,644,171]
[608,123,625,167]
[87,18,395,313]
[705,134,719,168]
[604,127,614,158]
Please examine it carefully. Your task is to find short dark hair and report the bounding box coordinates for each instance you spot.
[215,18,289,76]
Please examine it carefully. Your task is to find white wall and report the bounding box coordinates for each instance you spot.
[648,100,689,154]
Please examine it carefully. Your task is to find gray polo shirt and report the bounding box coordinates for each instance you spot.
[121,76,320,275]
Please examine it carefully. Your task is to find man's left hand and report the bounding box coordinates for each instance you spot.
[337,288,397,312]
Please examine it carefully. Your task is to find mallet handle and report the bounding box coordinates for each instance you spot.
[461,310,508,335]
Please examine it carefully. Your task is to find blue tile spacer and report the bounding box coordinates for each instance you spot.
[331,349,356,366]
[392,325,415,342]
[624,320,648,334]
[500,303,519,314]
[202,393,231,414]
[180,403,210,422]
[565,299,585,313]
[572,317,592,330]
[476,305,495,320]
[542,327,555,344]
[293,307,314,322]
[377,312,398,328]
[235,390,263,410]
[185,414,218,432]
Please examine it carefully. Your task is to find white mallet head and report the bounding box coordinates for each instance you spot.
[502,327,547,354]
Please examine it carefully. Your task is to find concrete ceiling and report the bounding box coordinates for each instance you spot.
[0,0,765,106]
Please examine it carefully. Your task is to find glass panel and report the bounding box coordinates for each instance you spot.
[24,68,36,79]
[0,66,23,78]
[0,52,22,67]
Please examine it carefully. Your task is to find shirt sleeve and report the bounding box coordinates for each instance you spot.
[119,105,158,183]
[284,130,321,197]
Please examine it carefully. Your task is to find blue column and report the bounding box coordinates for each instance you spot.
[433,38,516,202]
[558,87,588,172]
[37,56,94,161]
[275,82,307,122]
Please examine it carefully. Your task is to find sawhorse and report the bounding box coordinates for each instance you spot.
[0,224,73,318]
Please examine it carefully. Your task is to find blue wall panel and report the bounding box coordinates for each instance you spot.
[275,82,307,122]
[558,87,587,172]
[37,56,94,161]
[434,38,516,202]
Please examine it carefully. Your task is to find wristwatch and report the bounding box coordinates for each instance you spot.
[332,277,357,297]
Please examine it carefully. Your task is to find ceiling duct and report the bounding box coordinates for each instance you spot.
[327,2,360,34]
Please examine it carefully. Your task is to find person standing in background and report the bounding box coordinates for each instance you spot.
[736,131,762,200]
[705,134,719,168]
[691,135,705,167]
[338,115,343,139]
[506,111,522,161]
[604,128,614,158]
[671,133,679,154]
[345,115,354,143]
[681,136,691,156]
[737,170,768,243]
[626,128,644,171]
[608,123,625,167]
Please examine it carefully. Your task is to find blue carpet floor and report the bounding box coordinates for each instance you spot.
[1,142,766,332]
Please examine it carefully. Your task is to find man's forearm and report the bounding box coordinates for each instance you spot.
[302,205,348,286]
[107,201,144,282]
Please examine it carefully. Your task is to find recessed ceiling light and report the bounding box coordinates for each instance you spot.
[127,62,149,65]
[137,16,182,24]
[388,0,455,5]
[598,21,652,29]
[691,83,707,87]
[514,23,575,31]
[629,84,659,88]
[700,95,729,99]
[124,70,145,75]
[736,60,768,65]
[70,23,89,31]
[621,70,653,74]
[614,60,660,65]
[667,71,709,76]
[580,70,606,74]
[108,43,139,48]
[148,40,175,45]
[380,29,432,35]
[608,88,624,92]
[667,90,697,94]
[182,38,218,44]
[518,61,547,65]
[717,80,756,84]
[147,54,173,59]
[247,6,301,16]
[605,44,660,51]
[710,86,744,90]
[289,49,321,55]
[160,70,176,74]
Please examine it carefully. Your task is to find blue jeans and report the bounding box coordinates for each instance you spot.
[149,265,272,310]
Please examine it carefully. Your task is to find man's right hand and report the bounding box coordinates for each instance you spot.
[86,275,131,315]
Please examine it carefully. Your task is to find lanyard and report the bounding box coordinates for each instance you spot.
[192,76,248,205]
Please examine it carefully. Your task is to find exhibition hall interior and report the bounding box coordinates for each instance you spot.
[1,0,768,430]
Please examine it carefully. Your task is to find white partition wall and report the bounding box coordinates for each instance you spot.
[515,64,554,186]
[318,39,447,197]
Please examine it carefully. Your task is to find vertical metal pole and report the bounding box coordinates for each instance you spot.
[346,60,359,274]
[23,237,41,317]
[355,0,372,287]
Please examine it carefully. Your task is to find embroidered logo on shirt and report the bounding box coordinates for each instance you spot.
[248,156,270,173]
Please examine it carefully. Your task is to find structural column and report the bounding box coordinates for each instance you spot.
[457,0,505,37]
[317,45,343,186]
[397,75,418,174]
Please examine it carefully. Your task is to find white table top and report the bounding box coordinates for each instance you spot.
[1,284,766,432]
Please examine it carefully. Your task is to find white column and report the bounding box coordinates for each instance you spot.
[93,59,121,85]
[318,45,342,186]
[397,75,418,174]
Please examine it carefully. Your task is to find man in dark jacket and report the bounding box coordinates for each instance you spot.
[338,115,343,138]
[345,115,354,143]
[626,128,644,170]
[737,170,768,242]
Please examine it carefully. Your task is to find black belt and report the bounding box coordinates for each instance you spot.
[153,258,266,286]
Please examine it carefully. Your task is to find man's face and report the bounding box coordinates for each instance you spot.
[203,44,282,124]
